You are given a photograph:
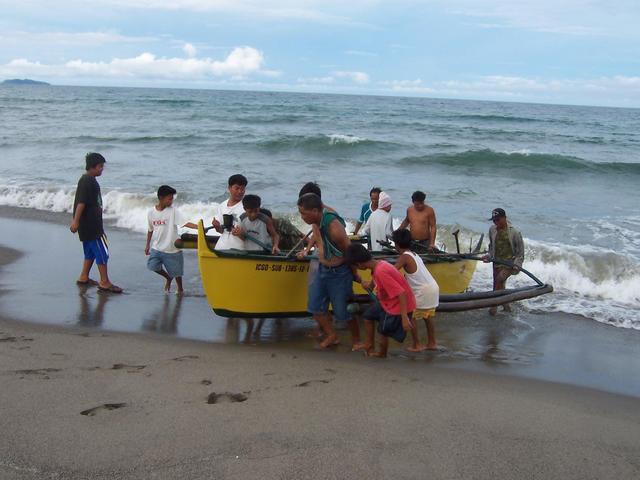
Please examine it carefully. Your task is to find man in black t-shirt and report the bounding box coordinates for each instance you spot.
[70,153,122,293]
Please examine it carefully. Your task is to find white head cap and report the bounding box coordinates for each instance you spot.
[378,191,392,209]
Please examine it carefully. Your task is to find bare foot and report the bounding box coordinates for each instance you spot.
[164,279,171,293]
[319,334,339,349]
[406,344,427,352]
[425,343,439,351]
[176,289,184,296]
[306,327,322,339]
[489,307,497,316]
[367,351,387,358]
[352,342,372,352]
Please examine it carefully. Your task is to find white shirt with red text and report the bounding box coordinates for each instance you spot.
[147,206,186,254]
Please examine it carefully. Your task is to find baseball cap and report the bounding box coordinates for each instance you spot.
[489,208,506,221]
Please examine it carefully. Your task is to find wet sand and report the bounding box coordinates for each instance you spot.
[0,208,639,396]
[2,316,640,479]
[1,207,640,478]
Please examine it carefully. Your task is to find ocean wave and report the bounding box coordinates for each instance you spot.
[399,149,640,175]
[439,113,583,127]
[444,113,542,123]
[235,114,307,124]
[470,239,640,330]
[1,184,638,329]
[256,134,393,152]
[65,134,208,144]
[138,98,203,106]
[576,137,607,145]
[0,186,219,234]
[327,134,366,145]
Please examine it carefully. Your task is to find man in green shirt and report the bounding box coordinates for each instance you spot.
[483,208,525,315]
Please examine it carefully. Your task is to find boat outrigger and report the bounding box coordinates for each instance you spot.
[187,220,552,318]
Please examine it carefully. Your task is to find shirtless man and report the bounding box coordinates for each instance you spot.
[297,193,362,349]
[399,191,437,252]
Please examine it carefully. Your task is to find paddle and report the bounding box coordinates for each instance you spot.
[243,233,274,254]
[286,230,312,258]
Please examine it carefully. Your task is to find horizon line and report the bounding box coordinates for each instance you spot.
[2,78,639,111]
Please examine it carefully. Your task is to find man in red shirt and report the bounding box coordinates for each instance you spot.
[346,244,416,357]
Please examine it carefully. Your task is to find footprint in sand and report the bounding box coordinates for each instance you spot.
[80,403,127,416]
[200,379,212,385]
[207,392,248,404]
[172,355,199,361]
[111,363,147,372]
[296,379,333,387]
[14,368,61,379]
[0,336,34,343]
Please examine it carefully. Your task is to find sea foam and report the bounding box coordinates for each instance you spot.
[327,134,366,145]
[1,185,638,329]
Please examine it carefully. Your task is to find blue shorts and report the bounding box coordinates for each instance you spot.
[363,301,412,343]
[307,263,353,321]
[147,249,184,278]
[82,236,109,265]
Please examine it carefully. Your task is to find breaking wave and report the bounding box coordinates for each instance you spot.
[257,134,394,152]
[399,149,640,176]
[1,185,638,330]
[470,239,640,330]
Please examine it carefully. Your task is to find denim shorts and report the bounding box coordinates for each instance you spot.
[307,263,353,321]
[363,301,412,343]
[147,249,184,278]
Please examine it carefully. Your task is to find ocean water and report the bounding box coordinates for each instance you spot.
[1,85,639,329]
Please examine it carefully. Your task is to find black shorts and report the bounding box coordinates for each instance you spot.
[363,302,411,343]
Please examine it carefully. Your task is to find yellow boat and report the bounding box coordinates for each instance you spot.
[196,221,478,318]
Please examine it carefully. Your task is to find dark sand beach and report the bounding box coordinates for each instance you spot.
[1,207,640,479]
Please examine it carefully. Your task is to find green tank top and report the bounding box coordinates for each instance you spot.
[495,228,513,261]
[319,209,346,260]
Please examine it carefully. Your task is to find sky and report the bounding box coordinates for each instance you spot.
[1,0,639,107]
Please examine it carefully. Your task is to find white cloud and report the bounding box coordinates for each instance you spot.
[0,47,267,80]
[379,79,426,89]
[297,76,335,84]
[183,43,197,58]
[297,71,370,85]
[377,75,640,105]
[334,70,370,84]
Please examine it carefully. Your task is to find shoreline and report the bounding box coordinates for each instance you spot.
[0,209,639,398]
[0,209,639,478]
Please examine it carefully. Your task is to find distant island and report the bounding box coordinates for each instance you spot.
[1,79,51,86]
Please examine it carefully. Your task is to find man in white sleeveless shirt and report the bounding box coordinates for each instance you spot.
[393,228,439,350]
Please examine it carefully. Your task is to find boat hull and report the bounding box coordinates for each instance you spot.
[197,222,477,318]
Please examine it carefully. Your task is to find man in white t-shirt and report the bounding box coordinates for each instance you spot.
[145,185,197,294]
[362,191,393,251]
[211,174,247,250]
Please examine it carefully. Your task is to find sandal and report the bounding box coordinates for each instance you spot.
[98,284,124,294]
[76,279,99,286]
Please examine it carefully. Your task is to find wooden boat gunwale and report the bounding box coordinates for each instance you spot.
[195,221,552,317]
